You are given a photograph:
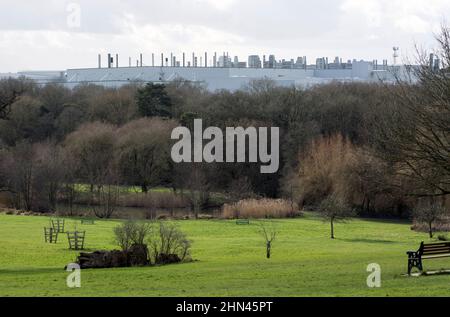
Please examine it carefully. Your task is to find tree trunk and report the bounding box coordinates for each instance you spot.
[429,222,433,239]
[331,218,335,239]
[266,241,271,259]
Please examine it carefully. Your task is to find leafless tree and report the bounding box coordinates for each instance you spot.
[317,193,354,239]
[91,170,121,219]
[371,25,450,198]
[177,163,211,219]
[59,148,80,216]
[257,221,277,259]
[1,142,62,212]
[413,200,448,238]
[63,122,116,193]
[116,118,176,193]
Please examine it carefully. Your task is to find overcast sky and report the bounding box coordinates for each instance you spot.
[0,0,449,72]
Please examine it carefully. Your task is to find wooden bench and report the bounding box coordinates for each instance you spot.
[236,219,250,225]
[51,219,65,233]
[67,231,86,250]
[407,241,450,275]
[44,227,58,244]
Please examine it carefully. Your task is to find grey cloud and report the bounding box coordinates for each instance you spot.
[0,0,344,40]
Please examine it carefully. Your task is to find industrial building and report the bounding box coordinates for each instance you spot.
[1,51,423,91]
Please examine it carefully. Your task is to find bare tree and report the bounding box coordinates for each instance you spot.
[59,148,80,216]
[88,86,138,125]
[317,193,354,239]
[227,176,255,201]
[413,200,448,238]
[257,221,277,259]
[1,142,62,212]
[371,25,450,198]
[116,118,176,193]
[91,170,121,219]
[63,122,116,193]
[177,163,211,219]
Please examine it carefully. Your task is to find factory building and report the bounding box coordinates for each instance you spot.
[1,52,420,91]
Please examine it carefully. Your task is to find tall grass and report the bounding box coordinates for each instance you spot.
[223,199,300,219]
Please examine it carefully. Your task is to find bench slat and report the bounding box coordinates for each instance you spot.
[423,246,450,251]
[423,245,450,249]
[423,251,450,256]
[423,243,450,248]
[423,254,450,259]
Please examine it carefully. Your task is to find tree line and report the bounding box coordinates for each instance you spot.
[0,27,448,220]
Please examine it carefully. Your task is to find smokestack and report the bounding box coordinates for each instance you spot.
[192,53,195,67]
[116,54,119,68]
[170,53,173,67]
[98,54,101,68]
[140,53,143,67]
[183,53,186,67]
[108,53,112,68]
[205,52,208,67]
[161,53,164,67]
[152,53,155,67]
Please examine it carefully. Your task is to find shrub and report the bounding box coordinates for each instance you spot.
[113,221,152,251]
[148,222,191,264]
[296,134,355,207]
[222,199,300,219]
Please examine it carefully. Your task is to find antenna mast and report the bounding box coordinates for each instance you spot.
[393,47,399,65]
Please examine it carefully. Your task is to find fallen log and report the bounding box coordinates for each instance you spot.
[76,244,149,269]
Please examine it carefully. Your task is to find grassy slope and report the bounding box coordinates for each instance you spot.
[1,213,450,297]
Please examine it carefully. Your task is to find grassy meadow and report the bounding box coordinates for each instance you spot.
[1,213,450,297]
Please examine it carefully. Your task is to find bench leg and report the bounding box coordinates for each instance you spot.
[408,258,423,275]
[418,259,423,273]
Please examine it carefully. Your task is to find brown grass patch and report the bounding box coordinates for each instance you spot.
[223,199,300,219]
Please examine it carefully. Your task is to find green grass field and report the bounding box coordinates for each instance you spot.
[1,213,450,297]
